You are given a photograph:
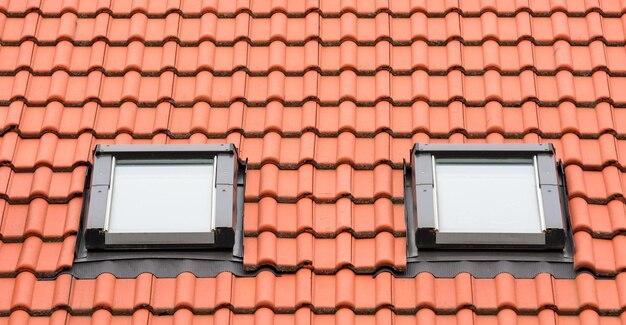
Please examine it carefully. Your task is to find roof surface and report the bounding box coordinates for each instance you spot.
[1,0,626,323]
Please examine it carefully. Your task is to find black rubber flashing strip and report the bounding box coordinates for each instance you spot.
[67,259,260,278]
[66,258,575,279]
[396,260,576,279]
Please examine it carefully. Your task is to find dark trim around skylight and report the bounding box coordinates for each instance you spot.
[405,143,573,264]
[75,143,246,264]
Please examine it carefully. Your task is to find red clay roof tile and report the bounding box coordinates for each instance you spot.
[1,1,626,323]
[7,271,626,314]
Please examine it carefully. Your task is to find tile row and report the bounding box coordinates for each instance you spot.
[0,236,74,275]
[243,198,405,237]
[2,193,625,242]
[5,12,626,45]
[2,309,626,325]
[239,133,626,169]
[243,232,405,272]
[570,198,626,237]
[573,232,626,275]
[245,164,403,202]
[0,234,405,274]
[259,199,625,251]
[247,231,625,275]
[2,102,624,138]
[1,162,625,203]
[2,271,626,314]
[564,165,626,202]
[5,189,626,241]
[6,41,626,75]
[0,196,404,241]
[0,167,86,203]
[2,70,626,105]
[5,0,626,16]
[2,132,626,171]
[0,228,624,276]
[11,226,624,276]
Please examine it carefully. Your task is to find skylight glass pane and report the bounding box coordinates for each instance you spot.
[108,160,214,233]
[434,159,542,234]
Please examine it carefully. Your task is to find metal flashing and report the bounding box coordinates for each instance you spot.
[76,144,246,267]
[406,143,574,269]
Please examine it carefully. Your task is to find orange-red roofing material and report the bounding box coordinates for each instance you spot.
[1,0,626,324]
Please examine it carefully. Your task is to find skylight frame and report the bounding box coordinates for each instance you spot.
[408,143,568,250]
[103,158,217,246]
[83,144,243,250]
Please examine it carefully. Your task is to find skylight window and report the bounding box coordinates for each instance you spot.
[82,144,245,251]
[106,159,216,246]
[433,158,544,245]
[406,143,571,253]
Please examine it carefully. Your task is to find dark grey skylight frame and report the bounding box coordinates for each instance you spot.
[407,143,570,252]
[83,144,245,251]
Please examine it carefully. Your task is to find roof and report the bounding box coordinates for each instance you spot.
[1,0,626,323]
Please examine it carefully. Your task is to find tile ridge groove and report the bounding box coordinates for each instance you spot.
[244,228,626,241]
[5,37,626,48]
[0,193,82,205]
[0,67,620,78]
[243,229,406,239]
[1,306,624,317]
[243,194,626,205]
[0,193,407,205]
[2,8,625,19]
[2,268,624,280]
[0,98,618,109]
[0,235,72,244]
[4,130,625,141]
[247,194,404,205]
[2,160,626,173]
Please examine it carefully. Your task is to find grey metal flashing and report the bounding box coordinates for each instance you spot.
[95,143,238,154]
[409,143,569,250]
[104,231,216,246]
[76,144,246,268]
[66,259,575,279]
[405,143,574,279]
[435,232,546,246]
[413,143,555,154]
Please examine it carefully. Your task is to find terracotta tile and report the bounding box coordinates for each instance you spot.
[245,164,313,200]
[1,197,82,239]
[243,197,403,237]
[6,291,626,324]
[169,102,244,136]
[249,14,317,43]
[2,167,86,201]
[2,0,41,14]
[244,232,403,271]
[244,232,308,270]
[247,0,292,15]
[606,46,626,73]
[461,15,530,42]
[179,13,253,44]
[573,232,626,275]
[244,197,310,234]
[569,198,626,235]
[0,1,625,321]
[0,236,75,274]
[94,103,170,136]
[11,133,93,169]
[1,13,39,43]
